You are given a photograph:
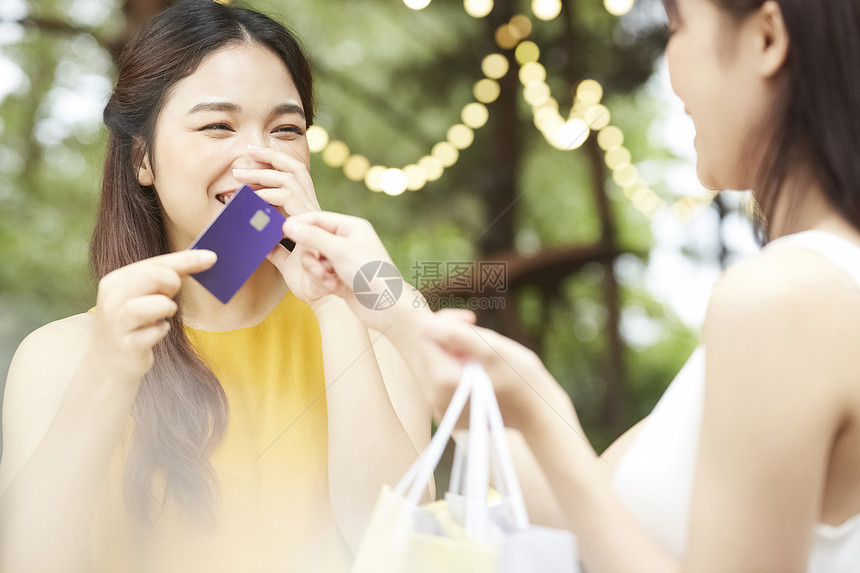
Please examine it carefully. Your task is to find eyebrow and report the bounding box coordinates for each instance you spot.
[187,101,305,120]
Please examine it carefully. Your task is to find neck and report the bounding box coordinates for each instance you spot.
[178,260,288,332]
[765,169,857,241]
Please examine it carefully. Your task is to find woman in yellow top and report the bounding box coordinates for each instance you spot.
[0,2,429,571]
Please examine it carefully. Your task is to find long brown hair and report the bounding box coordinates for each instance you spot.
[92,0,315,525]
[662,0,860,241]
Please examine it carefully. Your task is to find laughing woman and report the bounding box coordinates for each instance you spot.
[0,2,428,572]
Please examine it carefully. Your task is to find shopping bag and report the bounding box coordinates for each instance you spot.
[463,365,581,573]
[350,362,581,573]
[351,368,498,573]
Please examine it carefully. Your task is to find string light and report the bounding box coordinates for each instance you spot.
[309,6,716,221]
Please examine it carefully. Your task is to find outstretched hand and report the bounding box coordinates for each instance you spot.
[280,211,419,329]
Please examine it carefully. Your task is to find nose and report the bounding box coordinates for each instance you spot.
[231,136,269,171]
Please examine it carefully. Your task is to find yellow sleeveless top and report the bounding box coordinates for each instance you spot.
[91,292,352,572]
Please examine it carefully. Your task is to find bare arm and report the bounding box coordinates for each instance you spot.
[368,328,434,498]
[310,296,421,553]
[0,316,114,573]
[0,250,216,573]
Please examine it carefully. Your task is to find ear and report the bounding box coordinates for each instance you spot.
[137,155,154,187]
[133,138,154,187]
[755,1,789,78]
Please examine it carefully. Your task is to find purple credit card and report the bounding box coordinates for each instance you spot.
[188,185,286,304]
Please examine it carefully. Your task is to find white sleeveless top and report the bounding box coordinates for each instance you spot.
[612,230,860,571]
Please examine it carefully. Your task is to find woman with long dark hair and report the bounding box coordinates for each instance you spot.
[0,2,428,571]
[280,0,860,570]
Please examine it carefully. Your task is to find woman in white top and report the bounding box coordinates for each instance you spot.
[278,0,860,570]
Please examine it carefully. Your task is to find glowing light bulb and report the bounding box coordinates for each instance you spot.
[461,102,489,128]
[604,0,634,16]
[547,119,588,150]
[306,126,329,153]
[605,146,632,169]
[576,79,604,105]
[447,124,475,149]
[322,141,350,168]
[380,168,408,196]
[404,0,432,9]
[342,155,369,181]
[482,54,509,79]
[508,15,533,40]
[515,41,540,64]
[364,165,386,192]
[464,0,493,18]
[494,24,518,49]
[597,126,624,150]
[474,79,501,104]
[584,104,611,130]
[532,0,561,21]
[418,156,444,181]
[524,82,551,106]
[404,164,428,190]
[432,142,459,167]
[519,62,546,85]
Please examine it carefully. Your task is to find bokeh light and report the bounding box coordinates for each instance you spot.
[364,165,386,192]
[461,102,489,128]
[322,140,350,167]
[604,0,634,16]
[515,41,540,64]
[306,126,329,153]
[508,15,533,40]
[519,62,546,85]
[447,124,475,149]
[404,164,428,190]
[343,154,370,181]
[464,0,493,18]
[532,0,562,21]
[380,168,408,196]
[481,54,509,79]
[474,79,501,103]
[419,155,445,181]
[432,142,459,167]
[597,126,624,150]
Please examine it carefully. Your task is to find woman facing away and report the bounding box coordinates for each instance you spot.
[279,0,860,571]
[0,2,430,572]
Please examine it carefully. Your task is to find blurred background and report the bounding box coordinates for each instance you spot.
[0,0,760,458]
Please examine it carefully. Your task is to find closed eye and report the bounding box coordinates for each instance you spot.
[273,125,305,136]
[200,123,233,132]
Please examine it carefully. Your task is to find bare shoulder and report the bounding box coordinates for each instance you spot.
[7,313,93,377]
[2,314,93,460]
[706,241,860,410]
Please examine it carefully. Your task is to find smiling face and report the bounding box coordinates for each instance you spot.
[137,42,309,251]
[664,0,779,191]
